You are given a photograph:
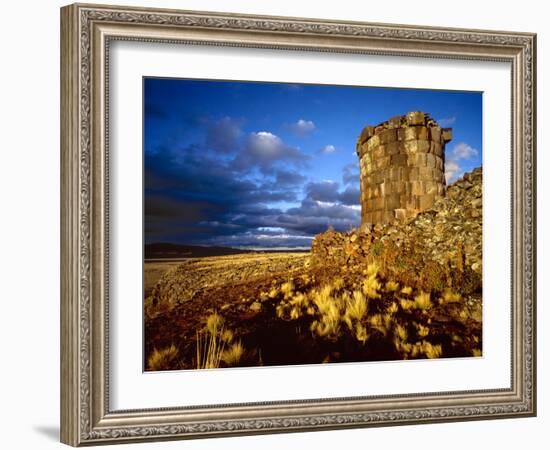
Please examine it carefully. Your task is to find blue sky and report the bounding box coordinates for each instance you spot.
[144,78,482,249]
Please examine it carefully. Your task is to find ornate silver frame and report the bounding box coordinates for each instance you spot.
[60,3,536,446]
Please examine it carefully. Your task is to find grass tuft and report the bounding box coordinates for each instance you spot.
[221,341,245,366]
[147,344,178,371]
[440,288,462,304]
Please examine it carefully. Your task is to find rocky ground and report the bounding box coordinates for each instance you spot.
[144,168,483,372]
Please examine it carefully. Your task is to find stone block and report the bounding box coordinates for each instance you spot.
[406,111,426,126]
[394,208,408,221]
[430,141,442,156]
[442,128,453,142]
[388,116,402,128]
[379,128,398,144]
[424,181,439,195]
[416,126,429,140]
[416,193,436,210]
[418,166,435,181]
[367,134,380,151]
[374,197,384,210]
[372,145,386,159]
[430,126,441,142]
[385,194,401,210]
[391,181,407,194]
[404,127,417,141]
[409,152,427,167]
[382,210,395,223]
[397,128,406,141]
[360,126,376,143]
[404,195,417,210]
[372,211,383,223]
[374,156,387,170]
[408,167,419,181]
[411,180,425,196]
[363,187,370,199]
[426,153,436,168]
[391,153,408,166]
[389,166,406,181]
[386,141,401,155]
[362,152,371,165]
[405,139,430,154]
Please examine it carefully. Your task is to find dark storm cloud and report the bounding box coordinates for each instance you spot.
[275,169,307,186]
[205,117,243,153]
[231,131,310,174]
[304,181,340,203]
[144,137,310,245]
[145,116,359,247]
[338,186,360,206]
[303,180,360,207]
[342,162,360,186]
[144,103,167,120]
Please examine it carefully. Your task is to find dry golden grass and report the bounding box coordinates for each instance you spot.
[400,286,413,295]
[361,263,381,299]
[440,288,462,304]
[195,313,247,369]
[221,341,245,365]
[310,285,341,338]
[343,290,368,331]
[147,344,178,371]
[415,322,430,338]
[196,313,228,369]
[414,291,432,310]
[400,291,432,311]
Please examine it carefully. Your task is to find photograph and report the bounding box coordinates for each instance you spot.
[56,2,536,445]
[143,78,483,371]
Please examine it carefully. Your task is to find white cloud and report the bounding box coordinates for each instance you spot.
[232,131,308,173]
[248,131,284,157]
[445,142,480,184]
[320,144,336,154]
[445,160,461,184]
[437,116,456,127]
[451,142,478,160]
[289,119,316,136]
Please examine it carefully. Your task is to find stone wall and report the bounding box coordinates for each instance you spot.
[356,112,452,224]
[311,167,482,293]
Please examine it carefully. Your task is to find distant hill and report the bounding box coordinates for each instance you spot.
[145,243,310,259]
[145,243,254,259]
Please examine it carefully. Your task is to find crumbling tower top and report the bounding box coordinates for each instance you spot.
[356,111,452,224]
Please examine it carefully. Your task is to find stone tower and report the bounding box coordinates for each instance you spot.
[356,112,452,225]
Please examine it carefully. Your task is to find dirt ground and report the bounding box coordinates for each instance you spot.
[144,259,188,298]
[144,252,482,371]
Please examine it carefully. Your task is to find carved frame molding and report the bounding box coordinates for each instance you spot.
[61,3,536,446]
